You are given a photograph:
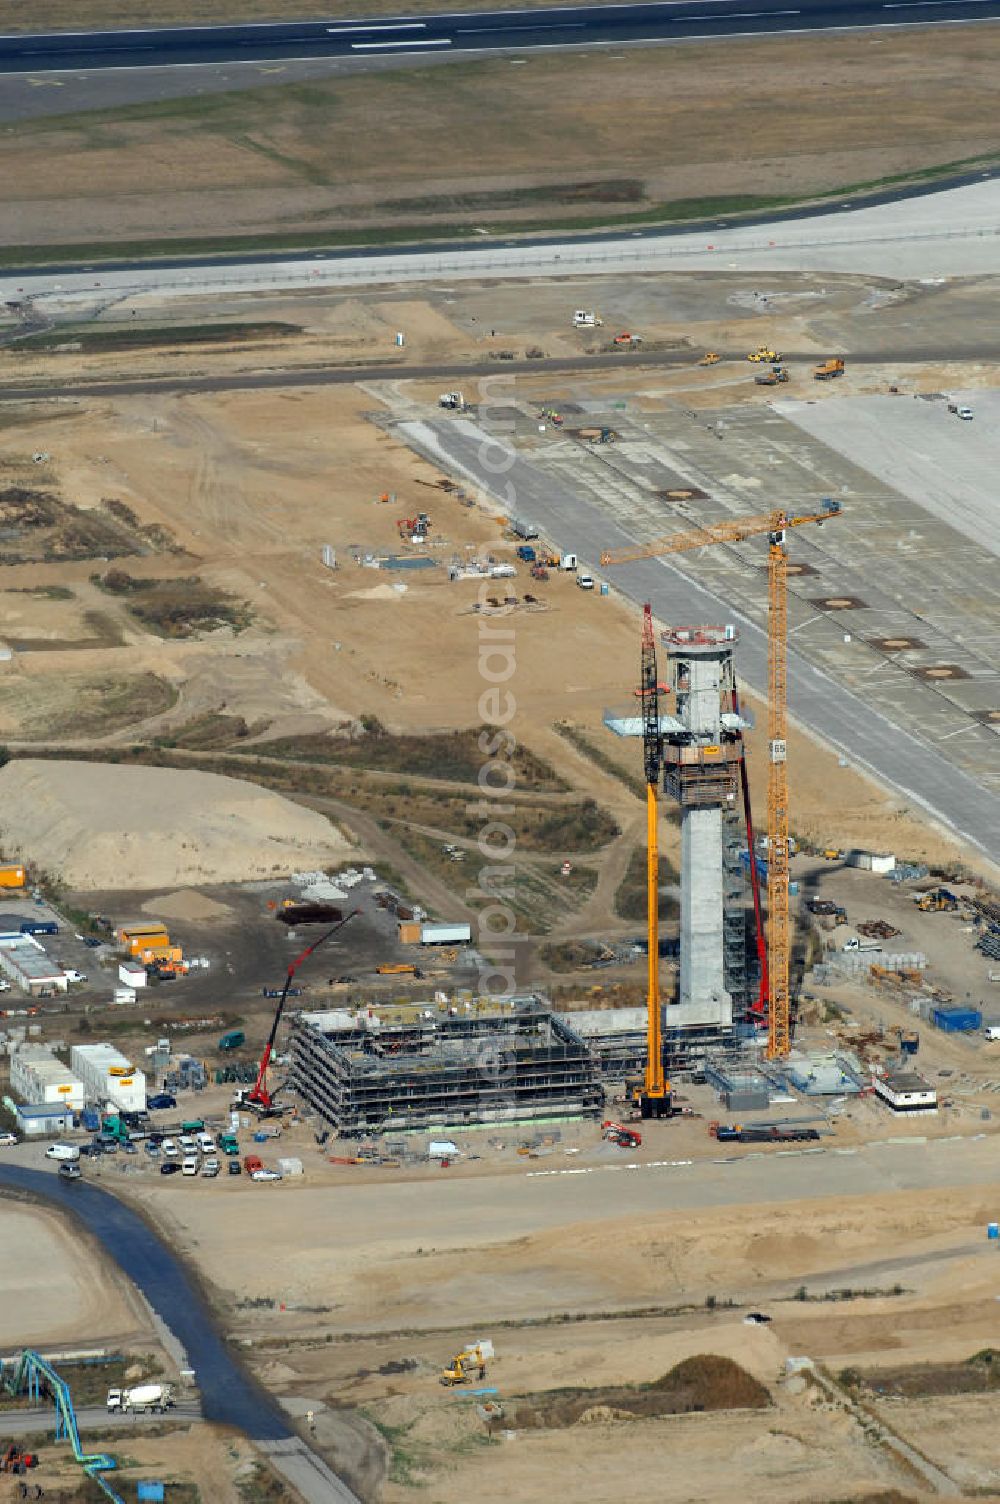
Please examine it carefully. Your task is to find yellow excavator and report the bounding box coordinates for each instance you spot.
[440,1346,488,1387]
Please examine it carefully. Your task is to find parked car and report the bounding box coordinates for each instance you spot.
[63,969,88,983]
[228,1159,242,1176]
[58,1163,82,1181]
[148,1094,177,1111]
[0,980,10,993]
[178,1136,197,1153]
[251,1169,283,1182]
[0,1132,17,1147]
[144,1141,160,1157]
[160,1162,181,1176]
[83,935,103,948]
[122,1141,138,1155]
[161,1139,179,1158]
[201,1159,220,1178]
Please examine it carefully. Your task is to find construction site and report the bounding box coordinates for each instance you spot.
[2,105,1000,1504]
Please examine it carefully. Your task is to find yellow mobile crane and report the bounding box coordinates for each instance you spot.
[602,502,842,1059]
[636,604,671,1117]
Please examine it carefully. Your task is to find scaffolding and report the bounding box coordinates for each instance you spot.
[291,997,604,1134]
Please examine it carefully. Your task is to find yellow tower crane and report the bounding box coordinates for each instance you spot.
[601,500,842,1058]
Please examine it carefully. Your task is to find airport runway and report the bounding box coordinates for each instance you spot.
[3,0,1000,75]
[401,414,1000,866]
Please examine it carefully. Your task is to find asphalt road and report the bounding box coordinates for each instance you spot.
[4,343,1000,405]
[3,0,1000,76]
[404,415,1000,865]
[0,1401,204,1438]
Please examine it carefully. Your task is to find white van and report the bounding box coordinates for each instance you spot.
[196,1133,216,1156]
[181,1157,199,1176]
[45,1143,80,1163]
[576,573,595,591]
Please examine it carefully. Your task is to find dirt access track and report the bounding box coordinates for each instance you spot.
[2,30,1000,252]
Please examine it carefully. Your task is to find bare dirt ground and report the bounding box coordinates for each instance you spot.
[130,1163,1000,1502]
[0,267,993,909]
[0,1201,146,1348]
[2,31,1000,248]
[0,758,354,888]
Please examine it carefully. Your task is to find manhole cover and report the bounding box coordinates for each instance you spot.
[785,561,818,577]
[971,709,1000,725]
[810,595,868,611]
[911,664,971,681]
[869,636,927,653]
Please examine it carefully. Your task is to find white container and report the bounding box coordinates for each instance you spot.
[428,1140,459,1160]
[277,1156,303,1177]
[113,988,136,1006]
[118,962,146,988]
[420,923,472,946]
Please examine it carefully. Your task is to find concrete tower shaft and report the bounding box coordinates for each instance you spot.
[661,627,745,1029]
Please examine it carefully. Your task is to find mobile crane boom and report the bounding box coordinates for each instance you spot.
[247,909,359,1110]
[638,604,670,1115]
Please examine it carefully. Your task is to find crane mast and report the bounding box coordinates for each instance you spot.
[767,528,790,1057]
[602,499,842,1060]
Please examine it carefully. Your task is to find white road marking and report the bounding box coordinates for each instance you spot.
[350,37,453,47]
[326,21,428,31]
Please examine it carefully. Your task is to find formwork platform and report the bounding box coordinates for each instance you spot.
[290,997,604,1134]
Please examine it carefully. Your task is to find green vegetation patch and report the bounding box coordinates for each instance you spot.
[261,721,567,791]
[94,568,253,637]
[14,321,301,354]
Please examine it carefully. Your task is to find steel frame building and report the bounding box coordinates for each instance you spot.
[290,997,604,1133]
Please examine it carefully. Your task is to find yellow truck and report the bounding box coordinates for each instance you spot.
[814,358,845,380]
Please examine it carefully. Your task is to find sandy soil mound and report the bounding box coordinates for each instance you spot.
[0,759,353,890]
[142,889,234,923]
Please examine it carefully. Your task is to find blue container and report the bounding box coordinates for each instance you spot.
[599,582,609,596]
[932,1006,982,1033]
[138,1485,165,1502]
[253,1131,268,1143]
[988,1223,999,1241]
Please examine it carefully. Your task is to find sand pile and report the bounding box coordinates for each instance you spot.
[0,759,354,891]
[142,890,234,923]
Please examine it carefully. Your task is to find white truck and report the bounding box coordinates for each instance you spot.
[107,1383,174,1414]
[511,518,538,540]
[573,310,602,327]
[947,400,974,420]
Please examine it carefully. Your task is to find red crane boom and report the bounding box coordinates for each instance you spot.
[248,910,359,1111]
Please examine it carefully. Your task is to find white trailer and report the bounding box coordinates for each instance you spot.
[420,923,472,946]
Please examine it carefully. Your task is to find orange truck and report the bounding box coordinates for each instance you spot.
[0,864,25,889]
[814,358,845,380]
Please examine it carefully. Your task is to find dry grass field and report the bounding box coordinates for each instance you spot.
[3,31,1000,250]
[1,0,609,27]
